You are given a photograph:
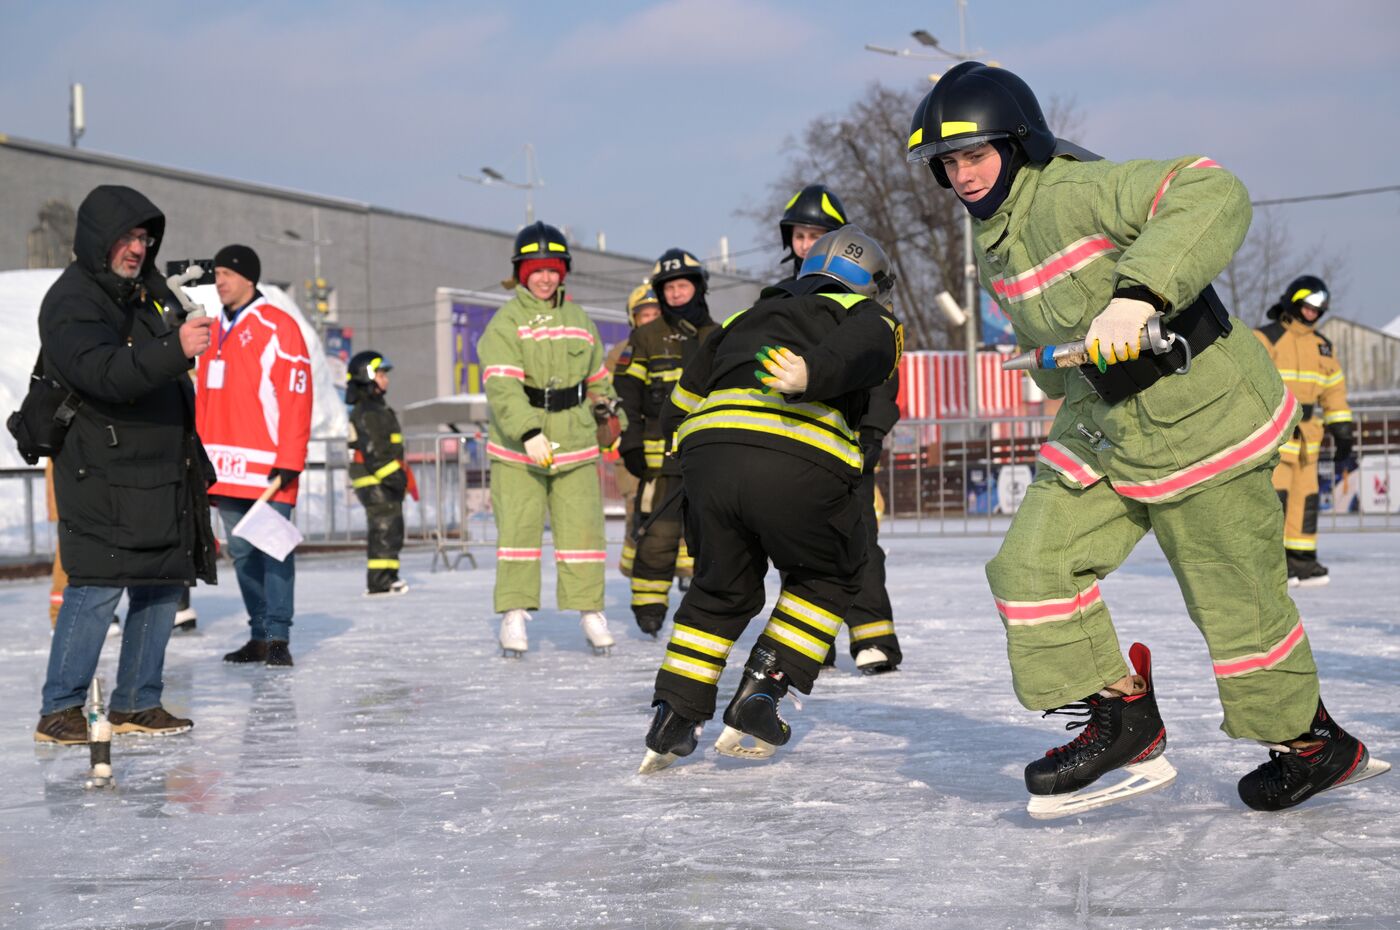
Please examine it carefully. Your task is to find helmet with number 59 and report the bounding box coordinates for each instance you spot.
[796,225,895,302]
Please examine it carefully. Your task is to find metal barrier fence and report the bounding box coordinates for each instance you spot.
[5,407,1398,562]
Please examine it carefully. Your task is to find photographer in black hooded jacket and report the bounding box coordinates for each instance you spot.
[34,184,217,745]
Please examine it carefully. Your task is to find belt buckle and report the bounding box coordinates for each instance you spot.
[541,386,553,409]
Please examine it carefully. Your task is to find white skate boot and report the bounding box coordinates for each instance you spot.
[499,609,529,658]
[580,611,615,656]
[855,646,899,675]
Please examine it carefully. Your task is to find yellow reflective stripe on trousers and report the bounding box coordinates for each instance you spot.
[632,578,671,593]
[661,652,723,684]
[669,623,734,659]
[761,616,829,662]
[850,620,895,641]
[1323,410,1353,425]
[1284,535,1317,551]
[776,591,844,635]
[367,558,400,569]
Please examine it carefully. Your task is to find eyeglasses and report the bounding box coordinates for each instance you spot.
[117,232,156,248]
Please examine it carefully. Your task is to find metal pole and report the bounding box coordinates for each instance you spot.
[524,144,536,226]
[964,213,978,419]
[311,207,322,280]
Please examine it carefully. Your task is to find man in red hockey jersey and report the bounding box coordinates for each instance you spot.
[196,244,313,667]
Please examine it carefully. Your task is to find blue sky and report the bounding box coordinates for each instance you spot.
[3,0,1398,327]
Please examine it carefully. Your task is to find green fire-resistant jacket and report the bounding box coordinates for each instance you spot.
[479,286,618,474]
[978,152,1299,505]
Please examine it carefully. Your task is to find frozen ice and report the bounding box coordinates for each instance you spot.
[1,531,1396,928]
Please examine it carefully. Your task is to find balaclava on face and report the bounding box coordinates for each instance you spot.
[959,138,1026,221]
[662,277,710,326]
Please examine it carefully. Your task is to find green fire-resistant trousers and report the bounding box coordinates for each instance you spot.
[985,460,1319,742]
[490,461,606,613]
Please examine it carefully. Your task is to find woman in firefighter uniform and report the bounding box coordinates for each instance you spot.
[909,62,1382,817]
[346,351,409,596]
[638,226,901,774]
[1255,276,1354,586]
[778,184,904,674]
[479,222,619,656]
[614,249,715,637]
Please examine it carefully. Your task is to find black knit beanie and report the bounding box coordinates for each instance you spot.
[214,243,261,285]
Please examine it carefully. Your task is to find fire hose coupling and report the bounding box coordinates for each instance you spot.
[1002,313,1186,374]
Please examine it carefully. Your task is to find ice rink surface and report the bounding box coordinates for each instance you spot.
[1,532,1396,930]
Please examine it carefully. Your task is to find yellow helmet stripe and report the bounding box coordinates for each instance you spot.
[820,193,845,223]
[908,127,923,149]
[941,120,979,136]
[785,191,801,209]
[518,242,540,254]
[548,242,567,252]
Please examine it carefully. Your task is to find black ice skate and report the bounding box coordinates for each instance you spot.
[1237,700,1390,811]
[637,701,704,774]
[714,646,793,761]
[1286,552,1330,588]
[1024,642,1177,820]
[634,604,666,639]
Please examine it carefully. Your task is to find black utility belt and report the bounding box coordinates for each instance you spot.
[524,381,587,411]
[1298,402,1315,421]
[1078,285,1232,405]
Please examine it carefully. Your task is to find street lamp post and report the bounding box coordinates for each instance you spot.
[258,206,333,330]
[866,2,987,417]
[460,143,543,227]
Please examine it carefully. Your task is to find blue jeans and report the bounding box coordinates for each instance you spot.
[42,585,182,715]
[216,496,296,642]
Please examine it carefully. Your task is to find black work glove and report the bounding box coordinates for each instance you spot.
[1329,424,1355,477]
[267,467,301,489]
[859,430,885,475]
[622,448,647,478]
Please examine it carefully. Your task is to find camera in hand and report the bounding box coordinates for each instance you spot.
[165,259,215,287]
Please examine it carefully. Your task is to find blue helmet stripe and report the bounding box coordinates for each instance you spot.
[799,253,873,287]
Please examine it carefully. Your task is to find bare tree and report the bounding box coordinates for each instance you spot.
[1221,206,1346,326]
[744,82,1085,350]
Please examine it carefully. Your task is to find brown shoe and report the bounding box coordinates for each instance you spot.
[224,639,269,663]
[108,706,193,736]
[35,706,88,745]
[265,640,294,667]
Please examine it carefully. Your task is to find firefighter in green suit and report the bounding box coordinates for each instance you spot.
[479,222,622,657]
[908,62,1384,817]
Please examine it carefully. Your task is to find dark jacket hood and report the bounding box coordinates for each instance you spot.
[73,185,166,278]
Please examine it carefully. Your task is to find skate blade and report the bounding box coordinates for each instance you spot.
[1296,576,1330,588]
[1335,755,1391,790]
[638,748,682,774]
[500,647,527,659]
[713,724,779,760]
[588,643,614,656]
[1027,755,1178,820]
[364,589,410,598]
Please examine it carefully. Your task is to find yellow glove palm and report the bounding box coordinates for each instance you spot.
[1086,298,1156,367]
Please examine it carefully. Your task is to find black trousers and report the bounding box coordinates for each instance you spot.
[359,493,404,592]
[630,474,685,618]
[652,443,867,721]
[842,471,903,664]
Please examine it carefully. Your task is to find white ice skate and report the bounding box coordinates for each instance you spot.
[1026,755,1178,820]
[580,611,615,656]
[365,580,410,598]
[499,609,529,658]
[173,606,197,633]
[855,646,898,675]
[713,726,783,760]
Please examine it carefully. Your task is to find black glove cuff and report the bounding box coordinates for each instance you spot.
[521,428,542,442]
[1112,284,1169,313]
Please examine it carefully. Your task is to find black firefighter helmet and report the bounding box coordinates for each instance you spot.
[779,184,848,253]
[1267,274,1330,322]
[511,221,572,270]
[906,61,1056,189]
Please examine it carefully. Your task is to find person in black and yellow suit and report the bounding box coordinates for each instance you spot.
[638,226,902,774]
[614,249,716,637]
[347,351,410,597]
[1255,276,1354,587]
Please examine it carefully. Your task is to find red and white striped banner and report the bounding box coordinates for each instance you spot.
[897,351,1027,420]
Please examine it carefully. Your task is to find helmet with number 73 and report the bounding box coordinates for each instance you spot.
[649,248,709,298]
[906,61,1055,189]
[796,225,895,302]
